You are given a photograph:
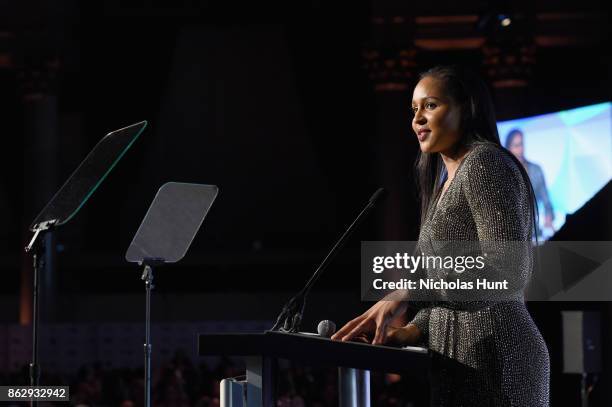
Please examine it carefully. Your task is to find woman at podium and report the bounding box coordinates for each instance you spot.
[333,65,550,406]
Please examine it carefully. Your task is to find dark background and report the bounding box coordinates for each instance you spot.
[0,0,610,405]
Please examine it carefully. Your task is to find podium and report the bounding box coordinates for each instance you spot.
[198,330,430,407]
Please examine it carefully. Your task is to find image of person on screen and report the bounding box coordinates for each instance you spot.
[332,65,550,406]
[505,129,555,236]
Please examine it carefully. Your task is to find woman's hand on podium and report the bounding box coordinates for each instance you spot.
[336,323,422,347]
[331,299,408,345]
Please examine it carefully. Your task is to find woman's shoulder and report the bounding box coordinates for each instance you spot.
[460,142,522,178]
[456,143,533,241]
[456,142,530,200]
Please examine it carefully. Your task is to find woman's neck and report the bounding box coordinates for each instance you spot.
[440,145,469,181]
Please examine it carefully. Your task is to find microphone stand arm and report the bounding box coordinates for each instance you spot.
[271,189,384,333]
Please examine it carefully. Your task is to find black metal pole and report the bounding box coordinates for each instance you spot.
[25,225,54,407]
[142,265,154,407]
[581,373,588,407]
[29,251,42,407]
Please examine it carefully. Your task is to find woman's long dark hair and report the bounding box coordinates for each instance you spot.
[414,65,538,239]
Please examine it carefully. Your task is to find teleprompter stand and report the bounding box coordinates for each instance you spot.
[23,121,147,405]
[125,182,218,407]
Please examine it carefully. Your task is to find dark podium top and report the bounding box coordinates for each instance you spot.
[198,331,430,374]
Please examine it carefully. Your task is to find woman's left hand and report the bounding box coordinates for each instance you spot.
[345,323,423,347]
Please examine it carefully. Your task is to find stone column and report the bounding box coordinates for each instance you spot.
[19,44,60,324]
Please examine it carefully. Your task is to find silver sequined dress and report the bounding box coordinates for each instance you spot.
[409,143,550,406]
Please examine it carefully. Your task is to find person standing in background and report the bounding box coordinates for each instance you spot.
[505,129,555,237]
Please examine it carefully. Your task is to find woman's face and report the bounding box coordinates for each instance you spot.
[411,76,462,154]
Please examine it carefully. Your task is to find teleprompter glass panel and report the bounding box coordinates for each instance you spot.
[125,182,218,264]
[29,121,147,231]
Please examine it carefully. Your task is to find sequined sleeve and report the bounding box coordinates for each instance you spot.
[460,145,533,299]
[409,307,430,339]
[463,146,532,242]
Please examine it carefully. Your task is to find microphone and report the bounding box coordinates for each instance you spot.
[270,188,386,333]
[317,320,337,338]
